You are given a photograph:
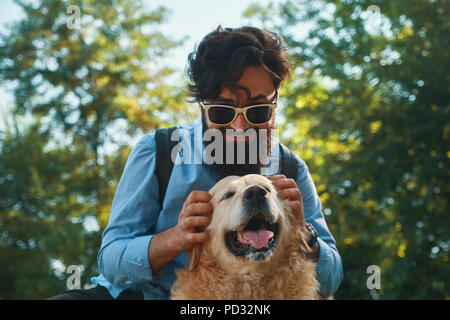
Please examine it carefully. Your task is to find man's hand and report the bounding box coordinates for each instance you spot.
[268,174,305,224]
[173,190,213,251]
[268,174,319,261]
[148,190,212,273]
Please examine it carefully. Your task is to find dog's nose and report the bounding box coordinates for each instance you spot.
[243,185,267,203]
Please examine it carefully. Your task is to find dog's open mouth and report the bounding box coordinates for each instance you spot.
[225,213,279,261]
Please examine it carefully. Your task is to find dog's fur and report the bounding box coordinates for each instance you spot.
[171,174,320,300]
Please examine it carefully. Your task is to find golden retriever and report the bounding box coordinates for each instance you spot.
[171,174,320,299]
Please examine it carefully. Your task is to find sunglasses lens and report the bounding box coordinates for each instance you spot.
[208,107,235,125]
[246,105,272,124]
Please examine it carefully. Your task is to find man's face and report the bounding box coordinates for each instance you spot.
[199,66,278,177]
[200,66,277,135]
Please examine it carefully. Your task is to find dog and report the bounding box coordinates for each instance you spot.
[171,174,320,299]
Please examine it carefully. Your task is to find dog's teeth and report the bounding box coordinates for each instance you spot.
[237,232,250,244]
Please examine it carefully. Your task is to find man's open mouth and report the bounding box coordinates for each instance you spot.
[225,213,279,261]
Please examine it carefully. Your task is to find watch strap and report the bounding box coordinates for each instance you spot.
[305,222,318,248]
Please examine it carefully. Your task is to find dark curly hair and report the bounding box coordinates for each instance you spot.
[186,26,292,102]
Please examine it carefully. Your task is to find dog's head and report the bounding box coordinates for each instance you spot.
[192,174,298,269]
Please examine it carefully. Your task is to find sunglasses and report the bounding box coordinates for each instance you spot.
[200,91,278,126]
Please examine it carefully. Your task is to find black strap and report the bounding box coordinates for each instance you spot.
[279,143,299,180]
[155,126,178,207]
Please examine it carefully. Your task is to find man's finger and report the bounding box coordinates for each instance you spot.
[185,202,213,217]
[268,174,287,181]
[280,188,302,201]
[269,177,299,198]
[272,178,297,188]
[187,231,210,243]
[182,215,211,230]
[183,190,211,209]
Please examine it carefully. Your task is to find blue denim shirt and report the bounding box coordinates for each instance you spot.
[91,118,343,299]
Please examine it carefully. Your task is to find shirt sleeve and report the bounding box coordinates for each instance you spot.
[295,156,344,297]
[97,134,160,287]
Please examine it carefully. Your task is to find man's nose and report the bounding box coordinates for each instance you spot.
[230,113,250,130]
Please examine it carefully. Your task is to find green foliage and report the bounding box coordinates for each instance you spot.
[0,0,196,299]
[0,117,103,298]
[246,0,449,299]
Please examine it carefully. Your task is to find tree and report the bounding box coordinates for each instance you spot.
[245,0,449,299]
[0,0,195,298]
[0,115,100,298]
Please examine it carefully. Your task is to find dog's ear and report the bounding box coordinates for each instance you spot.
[286,205,313,254]
[188,243,203,271]
[299,224,313,254]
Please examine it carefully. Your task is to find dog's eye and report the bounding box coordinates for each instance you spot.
[221,191,235,201]
[263,186,271,193]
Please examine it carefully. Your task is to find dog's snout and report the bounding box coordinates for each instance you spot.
[243,185,267,203]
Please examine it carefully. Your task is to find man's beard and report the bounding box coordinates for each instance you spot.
[201,114,273,179]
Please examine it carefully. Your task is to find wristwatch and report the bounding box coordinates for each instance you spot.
[305,222,318,249]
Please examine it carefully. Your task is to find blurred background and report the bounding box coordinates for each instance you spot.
[0,0,448,299]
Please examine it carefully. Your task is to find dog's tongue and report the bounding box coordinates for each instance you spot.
[242,229,274,249]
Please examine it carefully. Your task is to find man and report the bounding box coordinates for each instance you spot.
[49,26,343,300]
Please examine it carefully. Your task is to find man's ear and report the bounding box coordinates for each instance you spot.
[188,243,203,271]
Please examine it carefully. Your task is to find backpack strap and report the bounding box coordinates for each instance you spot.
[155,126,179,206]
[279,143,299,180]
